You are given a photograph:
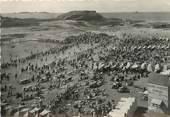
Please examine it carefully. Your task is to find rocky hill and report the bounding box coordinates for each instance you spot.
[56,11,105,21]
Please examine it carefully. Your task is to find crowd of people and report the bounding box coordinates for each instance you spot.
[1,32,170,117]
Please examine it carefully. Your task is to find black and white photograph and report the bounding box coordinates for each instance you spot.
[0,0,170,117]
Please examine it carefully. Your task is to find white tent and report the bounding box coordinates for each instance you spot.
[131,63,139,69]
[147,45,152,49]
[154,64,161,72]
[98,62,105,69]
[138,46,142,49]
[151,45,156,49]
[40,109,51,116]
[141,62,147,70]
[125,62,131,69]
[160,69,170,75]
[93,62,98,70]
[30,107,40,114]
[142,46,146,49]
[147,64,153,72]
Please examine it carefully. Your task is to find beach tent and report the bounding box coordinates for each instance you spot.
[93,62,98,70]
[147,64,153,72]
[40,109,51,117]
[151,45,156,49]
[138,46,142,50]
[142,46,146,49]
[98,62,105,70]
[154,64,161,72]
[125,62,131,69]
[131,63,139,69]
[160,69,170,75]
[147,45,152,49]
[141,62,147,70]
[30,107,40,114]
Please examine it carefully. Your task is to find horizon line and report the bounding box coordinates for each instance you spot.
[1,11,170,14]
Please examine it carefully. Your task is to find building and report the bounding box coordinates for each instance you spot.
[148,73,170,115]
[107,97,137,117]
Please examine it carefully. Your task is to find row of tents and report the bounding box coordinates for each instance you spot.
[111,45,170,51]
[93,61,169,73]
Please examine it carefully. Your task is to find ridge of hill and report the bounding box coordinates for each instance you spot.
[56,10,105,21]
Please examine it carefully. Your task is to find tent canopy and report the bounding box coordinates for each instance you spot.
[40,109,51,116]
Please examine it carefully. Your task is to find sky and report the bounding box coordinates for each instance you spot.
[1,0,170,13]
